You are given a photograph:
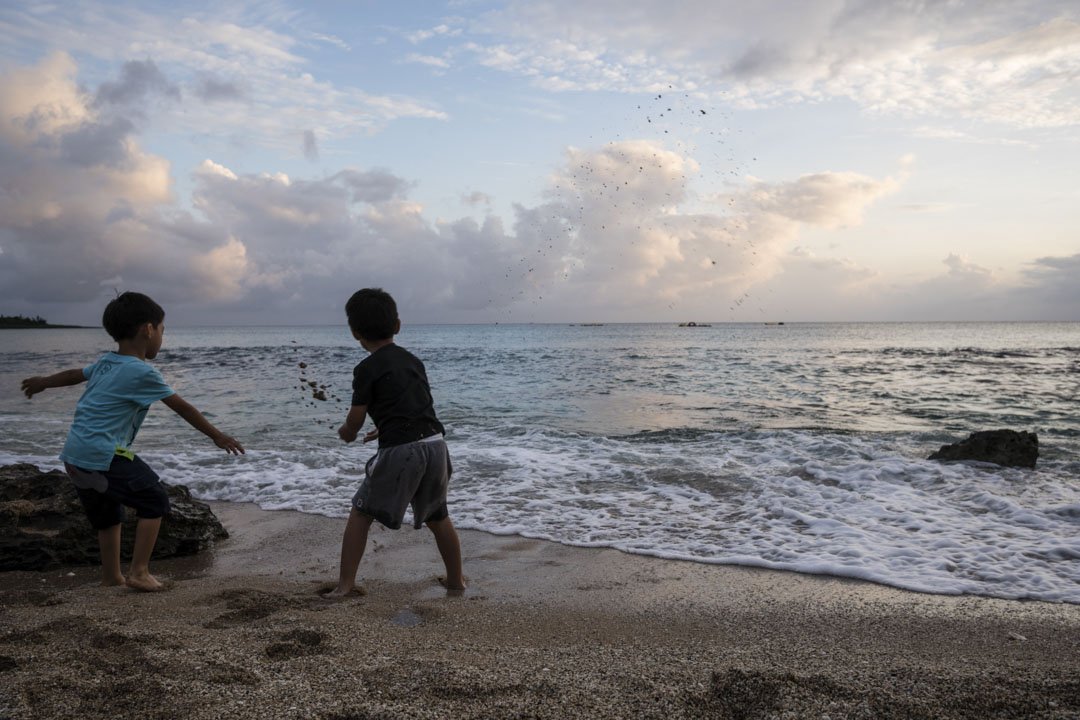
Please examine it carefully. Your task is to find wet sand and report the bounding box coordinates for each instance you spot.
[2,501,1079,718]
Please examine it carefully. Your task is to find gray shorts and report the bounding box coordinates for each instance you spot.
[352,436,451,530]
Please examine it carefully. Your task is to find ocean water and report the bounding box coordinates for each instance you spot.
[2,322,1078,603]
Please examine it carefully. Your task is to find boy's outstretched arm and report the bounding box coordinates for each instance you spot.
[338,405,369,443]
[21,368,87,398]
[161,394,245,455]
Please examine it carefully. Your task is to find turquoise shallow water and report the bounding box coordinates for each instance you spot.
[2,322,1079,601]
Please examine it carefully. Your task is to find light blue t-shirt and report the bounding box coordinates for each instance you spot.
[59,352,175,471]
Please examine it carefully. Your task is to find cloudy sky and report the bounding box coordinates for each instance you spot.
[0,0,1077,324]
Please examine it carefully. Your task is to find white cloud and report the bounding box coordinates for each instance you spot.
[407,23,461,45]
[943,252,993,280]
[457,1,1080,129]
[1,51,1073,323]
[196,158,237,180]
[0,52,91,143]
[404,53,451,69]
[745,172,899,229]
[0,4,449,148]
[749,248,1080,322]
[759,246,880,319]
[911,126,1037,148]
[0,55,226,306]
[897,202,957,214]
[0,55,902,322]
[874,254,1010,321]
[1016,253,1080,319]
[307,31,351,51]
[461,191,492,206]
[194,237,251,301]
[465,140,900,319]
[0,53,174,230]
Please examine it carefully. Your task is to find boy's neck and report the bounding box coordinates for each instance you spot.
[361,338,394,354]
[116,339,149,361]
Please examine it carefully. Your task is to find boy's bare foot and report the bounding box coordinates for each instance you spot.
[317,581,367,600]
[437,576,467,597]
[102,574,126,587]
[125,572,165,592]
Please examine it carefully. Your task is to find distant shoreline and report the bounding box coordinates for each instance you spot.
[0,323,89,329]
[0,320,1076,330]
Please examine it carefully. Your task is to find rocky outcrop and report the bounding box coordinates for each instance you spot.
[928,430,1038,469]
[0,463,228,571]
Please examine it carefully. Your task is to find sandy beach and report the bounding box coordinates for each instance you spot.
[2,501,1079,719]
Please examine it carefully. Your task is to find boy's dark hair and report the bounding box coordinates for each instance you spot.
[346,288,398,340]
[102,292,165,341]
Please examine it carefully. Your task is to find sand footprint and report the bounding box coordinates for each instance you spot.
[202,588,298,628]
[265,629,326,661]
[90,631,132,649]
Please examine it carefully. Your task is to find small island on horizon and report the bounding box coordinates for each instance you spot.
[0,314,86,329]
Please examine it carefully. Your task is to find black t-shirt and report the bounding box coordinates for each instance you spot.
[351,344,444,447]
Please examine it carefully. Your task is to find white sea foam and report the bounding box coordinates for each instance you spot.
[5,426,1077,603]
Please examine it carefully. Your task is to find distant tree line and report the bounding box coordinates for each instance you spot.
[0,314,49,327]
[0,314,87,328]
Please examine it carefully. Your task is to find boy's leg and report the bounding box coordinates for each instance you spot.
[73,483,126,587]
[126,517,164,592]
[97,524,125,586]
[426,516,465,594]
[88,455,169,591]
[324,509,373,598]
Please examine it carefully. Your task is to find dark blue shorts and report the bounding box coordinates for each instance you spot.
[65,455,170,530]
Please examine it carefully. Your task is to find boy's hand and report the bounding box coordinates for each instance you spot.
[20,369,86,397]
[339,405,367,444]
[338,423,359,443]
[163,394,245,455]
[214,434,245,455]
[21,377,47,398]
[363,428,379,444]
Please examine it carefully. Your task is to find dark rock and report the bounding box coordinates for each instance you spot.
[928,430,1038,469]
[0,463,228,571]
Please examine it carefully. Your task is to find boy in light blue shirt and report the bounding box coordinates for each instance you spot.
[21,292,244,591]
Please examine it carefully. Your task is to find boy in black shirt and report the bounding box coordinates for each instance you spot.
[323,288,465,597]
